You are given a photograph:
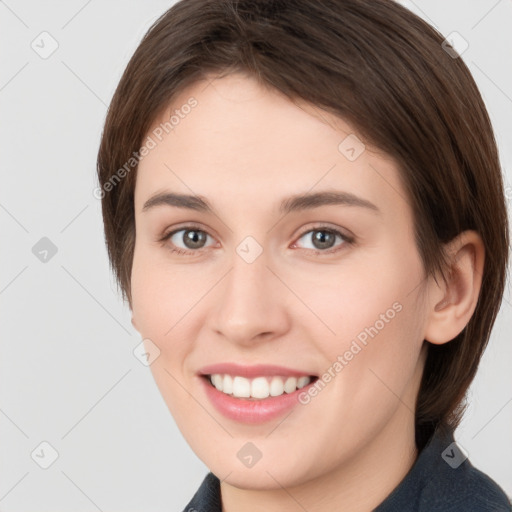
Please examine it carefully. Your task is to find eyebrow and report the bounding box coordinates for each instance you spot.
[142,190,381,215]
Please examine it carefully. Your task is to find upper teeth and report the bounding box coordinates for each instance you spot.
[209,374,311,399]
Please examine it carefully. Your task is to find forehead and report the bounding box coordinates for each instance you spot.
[134,72,409,222]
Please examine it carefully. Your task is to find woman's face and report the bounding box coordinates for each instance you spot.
[131,72,431,489]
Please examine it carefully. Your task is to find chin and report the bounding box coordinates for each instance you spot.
[200,446,320,491]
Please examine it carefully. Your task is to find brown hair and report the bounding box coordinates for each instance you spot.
[96,0,509,449]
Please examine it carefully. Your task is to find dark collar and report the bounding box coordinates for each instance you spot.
[183,426,511,511]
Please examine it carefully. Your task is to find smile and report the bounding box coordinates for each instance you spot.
[198,363,319,423]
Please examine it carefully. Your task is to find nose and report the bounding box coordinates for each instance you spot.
[207,249,291,347]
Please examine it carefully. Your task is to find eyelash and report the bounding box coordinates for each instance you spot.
[158,223,355,257]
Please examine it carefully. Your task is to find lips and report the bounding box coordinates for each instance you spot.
[199,362,316,379]
[198,363,318,423]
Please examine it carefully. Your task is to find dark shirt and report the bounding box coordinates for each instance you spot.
[182,426,511,511]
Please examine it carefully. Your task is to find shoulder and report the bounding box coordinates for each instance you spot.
[182,472,221,512]
[376,426,511,512]
[420,457,512,511]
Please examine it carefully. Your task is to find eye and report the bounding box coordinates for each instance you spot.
[159,225,216,255]
[158,224,354,256]
[292,226,353,254]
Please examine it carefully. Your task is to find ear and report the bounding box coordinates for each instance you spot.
[424,230,485,345]
[131,315,139,332]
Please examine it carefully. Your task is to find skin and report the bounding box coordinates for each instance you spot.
[130,72,484,512]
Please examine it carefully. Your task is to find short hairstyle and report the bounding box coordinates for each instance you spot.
[96,0,509,449]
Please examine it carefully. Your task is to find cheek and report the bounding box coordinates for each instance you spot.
[130,247,212,401]
[295,298,425,464]
[131,244,197,338]
[296,247,426,406]
[131,253,201,425]
[288,247,422,353]
[329,293,425,433]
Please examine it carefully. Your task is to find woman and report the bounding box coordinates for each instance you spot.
[96,0,511,510]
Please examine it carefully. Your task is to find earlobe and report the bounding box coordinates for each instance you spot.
[424,231,485,345]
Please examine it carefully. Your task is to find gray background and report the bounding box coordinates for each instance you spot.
[1,0,511,510]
